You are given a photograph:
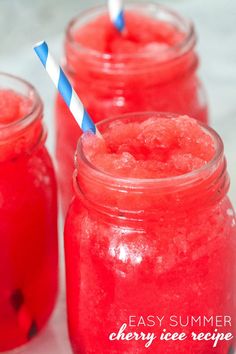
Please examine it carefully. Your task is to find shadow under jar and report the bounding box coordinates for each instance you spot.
[65,113,235,354]
[55,1,209,215]
[0,73,58,351]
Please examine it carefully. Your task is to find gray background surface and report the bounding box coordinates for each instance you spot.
[0,0,235,353]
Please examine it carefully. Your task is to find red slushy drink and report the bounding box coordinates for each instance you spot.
[0,74,58,351]
[64,113,235,354]
[56,2,208,213]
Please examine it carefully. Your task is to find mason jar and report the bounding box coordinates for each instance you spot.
[0,73,58,351]
[65,113,235,354]
[55,2,209,214]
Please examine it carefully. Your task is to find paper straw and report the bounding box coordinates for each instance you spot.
[108,0,125,32]
[34,41,101,136]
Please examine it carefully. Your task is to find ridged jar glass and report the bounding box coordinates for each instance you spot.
[55,2,209,214]
[0,73,58,351]
[64,113,235,354]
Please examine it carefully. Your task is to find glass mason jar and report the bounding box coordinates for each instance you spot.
[0,73,58,351]
[55,2,208,214]
[65,113,235,354]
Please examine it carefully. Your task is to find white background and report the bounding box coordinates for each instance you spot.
[0,0,235,353]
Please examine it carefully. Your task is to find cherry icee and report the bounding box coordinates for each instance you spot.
[74,11,184,55]
[0,89,32,124]
[81,115,215,179]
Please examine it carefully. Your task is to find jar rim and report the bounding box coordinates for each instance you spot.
[66,1,196,64]
[76,112,224,191]
[0,72,43,136]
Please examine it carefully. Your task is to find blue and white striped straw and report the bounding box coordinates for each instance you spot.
[34,41,100,136]
[108,0,125,32]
